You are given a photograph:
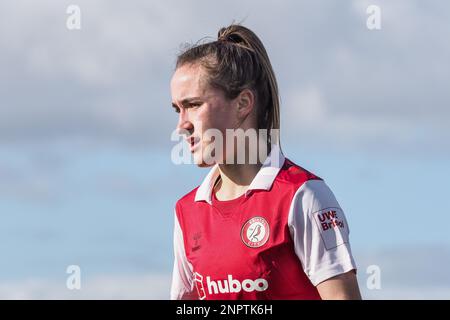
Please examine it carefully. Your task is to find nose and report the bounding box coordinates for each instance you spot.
[176,109,194,136]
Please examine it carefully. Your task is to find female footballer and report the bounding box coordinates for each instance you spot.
[169,24,361,300]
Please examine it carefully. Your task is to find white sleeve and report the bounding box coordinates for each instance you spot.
[288,179,357,286]
[170,212,197,300]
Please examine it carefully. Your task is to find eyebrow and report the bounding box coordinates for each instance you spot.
[172,97,202,108]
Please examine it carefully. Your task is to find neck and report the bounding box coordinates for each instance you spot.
[214,143,272,201]
[215,163,262,201]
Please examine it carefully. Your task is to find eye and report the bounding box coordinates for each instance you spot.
[172,104,180,113]
[188,102,202,108]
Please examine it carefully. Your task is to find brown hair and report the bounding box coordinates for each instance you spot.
[176,24,280,145]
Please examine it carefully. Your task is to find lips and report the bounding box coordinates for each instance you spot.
[186,136,199,153]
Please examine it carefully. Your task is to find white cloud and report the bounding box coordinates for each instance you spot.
[0,160,57,204]
[355,245,450,299]
[0,1,189,85]
[284,85,327,126]
[0,273,171,299]
[361,286,450,300]
[282,84,424,153]
[2,246,450,299]
[279,0,450,154]
[0,0,449,153]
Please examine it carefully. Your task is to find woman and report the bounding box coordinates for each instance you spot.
[170,24,361,300]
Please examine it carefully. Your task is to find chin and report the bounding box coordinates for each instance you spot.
[193,152,216,168]
[197,162,215,168]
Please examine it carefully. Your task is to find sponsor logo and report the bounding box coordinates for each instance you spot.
[313,207,349,250]
[194,272,268,298]
[194,272,206,300]
[241,216,270,248]
[317,210,345,231]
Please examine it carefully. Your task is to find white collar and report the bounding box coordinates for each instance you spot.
[194,144,285,204]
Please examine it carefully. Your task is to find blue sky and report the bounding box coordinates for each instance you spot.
[0,0,449,298]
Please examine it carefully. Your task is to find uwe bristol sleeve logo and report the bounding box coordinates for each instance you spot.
[241,217,270,248]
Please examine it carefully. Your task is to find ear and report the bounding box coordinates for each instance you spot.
[236,89,255,119]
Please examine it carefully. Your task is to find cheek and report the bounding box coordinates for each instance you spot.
[210,102,237,129]
[193,106,220,131]
[191,109,209,132]
[209,114,234,136]
[195,98,237,138]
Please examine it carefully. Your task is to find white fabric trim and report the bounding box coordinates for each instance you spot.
[288,179,357,286]
[194,164,221,204]
[194,144,285,204]
[170,212,196,300]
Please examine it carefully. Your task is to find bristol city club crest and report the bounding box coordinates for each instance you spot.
[241,216,270,248]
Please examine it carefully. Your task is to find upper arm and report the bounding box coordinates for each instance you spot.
[170,210,197,300]
[316,270,362,300]
[288,180,360,295]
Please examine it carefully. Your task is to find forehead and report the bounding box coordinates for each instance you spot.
[170,64,208,100]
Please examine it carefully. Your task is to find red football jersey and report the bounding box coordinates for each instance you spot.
[171,145,356,300]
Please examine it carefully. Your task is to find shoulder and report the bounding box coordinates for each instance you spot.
[276,158,340,208]
[276,158,322,188]
[175,186,200,212]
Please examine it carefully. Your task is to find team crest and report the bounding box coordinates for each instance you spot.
[241,216,270,248]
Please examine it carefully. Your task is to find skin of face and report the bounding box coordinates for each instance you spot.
[171,63,248,167]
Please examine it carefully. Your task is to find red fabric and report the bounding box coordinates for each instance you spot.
[176,158,322,300]
[211,185,245,218]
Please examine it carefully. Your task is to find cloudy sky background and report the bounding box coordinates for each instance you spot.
[0,0,449,299]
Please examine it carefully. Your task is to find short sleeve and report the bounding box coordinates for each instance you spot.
[288,179,357,286]
[170,210,197,300]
